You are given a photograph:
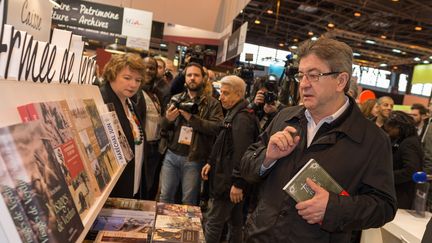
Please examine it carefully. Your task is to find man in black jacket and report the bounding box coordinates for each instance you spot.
[201,75,260,243]
[240,38,396,242]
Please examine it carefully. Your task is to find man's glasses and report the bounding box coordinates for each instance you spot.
[294,72,341,83]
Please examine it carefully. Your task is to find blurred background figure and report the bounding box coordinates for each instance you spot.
[383,111,424,209]
[360,98,379,120]
[374,96,394,127]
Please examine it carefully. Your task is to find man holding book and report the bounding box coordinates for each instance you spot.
[240,38,397,242]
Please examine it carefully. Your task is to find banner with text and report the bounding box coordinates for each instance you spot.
[52,1,152,50]
[226,22,247,61]
[6,0,52,42]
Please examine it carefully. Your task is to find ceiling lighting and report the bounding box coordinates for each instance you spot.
[415,26,422,31]
[293,38,299,42]
[353,52,361,57]
[414,57,421,61]
[380,35,387,39]
[392,66,398,70]
[254,19,261,24]
[240,10,243,14]
[49,0,61,7]
[429,56,432,59]
[392,49,401,53]
[365,40,376,44]
[379,63,387,67]
[423,60,430,64]
[354,12,361,17]
[290,45,298,50]
[327,23,335,28]
[311,36,318,41]
[279,43,284,47]
[391,0,399,2]
[160,43,167,48]
[307,31,314,36]
[298,4,319,13]
[266,9,273,14]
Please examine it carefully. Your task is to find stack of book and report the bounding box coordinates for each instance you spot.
[89,198,205,243]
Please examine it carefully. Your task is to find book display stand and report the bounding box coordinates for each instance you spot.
[0,80,125,243]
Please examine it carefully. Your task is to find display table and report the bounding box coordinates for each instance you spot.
[361,209,431,243]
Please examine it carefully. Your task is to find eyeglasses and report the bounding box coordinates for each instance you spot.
[294,72,341,83]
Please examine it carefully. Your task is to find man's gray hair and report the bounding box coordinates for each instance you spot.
[220,75,246,97]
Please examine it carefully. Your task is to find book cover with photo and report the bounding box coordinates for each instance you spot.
[95,230,148,243]
[0,155,37,243]
[19,101,95,220]
[66,99,112,192]
[154,215,202,231]
[282,158,349,203]
[156,202,202,219]
[87,208,155,240]
[83,99,119,175]
[104,197,156,212]
[151,228,200,243]
[79,127,111,191]
[0,121,83,242]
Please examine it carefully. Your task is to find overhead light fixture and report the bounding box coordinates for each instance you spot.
[307,31,314,36]
[392,66,398,70]
[380,35,387,39]
[353,52,361,57]
[415,26,422,31]
[293,38,299,42]
[354,12,361,17]
[279,43,284,47]
[49,0,61,7]
[327,23,335,28]
[311,36,318,41]
[413,57,421,61]
[392,49,401,53]
[365,40,376,44]
[240,10,243,14]
[379,63,387,67]
[391,0,399,2]
[423,60,430,64]
[266,9,273,14]
[429,56,432,59]
[160,43,167,48]
[254,19,261,24]
[290,45,298,50]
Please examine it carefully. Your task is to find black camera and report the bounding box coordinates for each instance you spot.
[264,91,278,104]
[171,96,199,114]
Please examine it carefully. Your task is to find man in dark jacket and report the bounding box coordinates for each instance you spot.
[240,38,397,242]
[159,62,224,206]
[201,75,260,243]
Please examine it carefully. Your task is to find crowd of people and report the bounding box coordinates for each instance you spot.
[95,37,431,243]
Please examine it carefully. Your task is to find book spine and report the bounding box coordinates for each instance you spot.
[100,113,127,165]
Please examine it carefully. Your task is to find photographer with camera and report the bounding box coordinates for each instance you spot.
[249,75,286,130]
[159,62,224,206]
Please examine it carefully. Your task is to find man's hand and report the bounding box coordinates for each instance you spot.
[166,105,180,122]
[179,109,192,121]
[296,178,329,224]
[263,126,300,167]
[254,90,265,105]
[230,185,243,204]
[201,163,211,180]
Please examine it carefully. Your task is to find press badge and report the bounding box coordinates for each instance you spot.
[178,126,193,145]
